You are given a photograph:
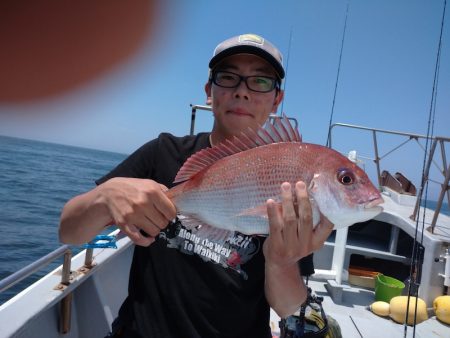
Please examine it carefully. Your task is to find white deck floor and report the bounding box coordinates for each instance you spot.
[270,278,449,338]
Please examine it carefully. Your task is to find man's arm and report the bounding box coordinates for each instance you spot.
[59,177,177,247]
[263,181,334,318]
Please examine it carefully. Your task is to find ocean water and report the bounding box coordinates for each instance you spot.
[0,135,126,305]
[0,136,449,306]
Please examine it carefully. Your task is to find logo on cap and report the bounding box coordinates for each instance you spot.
[238,34,264,46]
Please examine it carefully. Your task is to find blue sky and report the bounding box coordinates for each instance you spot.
[0,0,449,199]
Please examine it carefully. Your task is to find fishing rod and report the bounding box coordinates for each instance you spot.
[326,0,350,148]
[279,27,293,116]
[404,1,447,337]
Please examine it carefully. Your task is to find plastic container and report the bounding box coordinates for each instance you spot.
[374,274,405,302]
[348,266,380,289]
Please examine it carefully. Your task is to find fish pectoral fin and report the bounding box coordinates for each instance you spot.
[237,201,285,218]
[236,204,269,218]
[237,201,320,227]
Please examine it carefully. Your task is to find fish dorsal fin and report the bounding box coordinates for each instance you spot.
[173,116,302,183]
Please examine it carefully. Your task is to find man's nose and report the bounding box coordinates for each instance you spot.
[233,79,250,99]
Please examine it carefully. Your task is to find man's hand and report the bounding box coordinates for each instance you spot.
[263,181,333,267]
[99,177,177,246]
[262,181,334,317]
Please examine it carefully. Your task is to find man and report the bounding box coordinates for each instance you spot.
[59,33,334,338]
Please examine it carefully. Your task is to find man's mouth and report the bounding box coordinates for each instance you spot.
[227,108,253,117]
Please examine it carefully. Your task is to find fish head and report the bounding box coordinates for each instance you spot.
[308,156,384,229]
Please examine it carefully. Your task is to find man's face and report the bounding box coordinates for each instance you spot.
[205,54,284,139]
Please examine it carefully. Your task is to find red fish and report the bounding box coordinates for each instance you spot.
[167,118,383,235]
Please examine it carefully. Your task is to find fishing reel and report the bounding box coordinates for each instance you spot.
[279,287,329,338]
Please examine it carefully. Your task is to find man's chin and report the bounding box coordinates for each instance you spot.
[226,119,257,134]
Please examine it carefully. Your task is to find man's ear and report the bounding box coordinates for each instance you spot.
[272,89,284,113]
[205,82,212,105]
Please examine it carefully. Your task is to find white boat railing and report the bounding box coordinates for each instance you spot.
[0,243,99,334]
[189,104,299,135]
[190,104,212,135]
[0,245,72,294]
[329,122,450,230]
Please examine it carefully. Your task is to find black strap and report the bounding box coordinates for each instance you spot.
[280,286,330,338]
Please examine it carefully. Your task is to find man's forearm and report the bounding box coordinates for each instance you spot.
[59,186,112,245]
[264,263,307,318]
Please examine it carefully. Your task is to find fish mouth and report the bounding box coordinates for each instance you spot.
[364,196,384,209]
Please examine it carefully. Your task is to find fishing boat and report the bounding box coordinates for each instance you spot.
[0,102,449,337]
[1,2,449,336]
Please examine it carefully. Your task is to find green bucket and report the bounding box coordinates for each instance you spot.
[374,274,405,303]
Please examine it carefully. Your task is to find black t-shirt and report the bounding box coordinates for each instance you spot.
[98,132,314,338]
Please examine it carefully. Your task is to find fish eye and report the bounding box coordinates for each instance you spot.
[337,169,355,185]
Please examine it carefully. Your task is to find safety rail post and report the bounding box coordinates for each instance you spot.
[372,130,382,190]
[431,163,450,232]
[59,249,73,334]
[189,104,213,136]
[190,105,197,136]
[411,139,438,222]
[84,248,94,268]
[439,139,450,209]
[61,249,72,285]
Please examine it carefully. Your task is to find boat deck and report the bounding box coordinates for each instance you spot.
[1,192,449,337]
[270,278,449,338]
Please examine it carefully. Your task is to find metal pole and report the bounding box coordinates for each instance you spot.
[84,248,94,268]
[190,106,196,136]
[431,163,450,231]
[61,250,72,285]
[60,293,73,334]
[189,104,212,136]
[372,130,382,190]
[412,140,438,221]
[439,140,450,206]
[59,250,73,334]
